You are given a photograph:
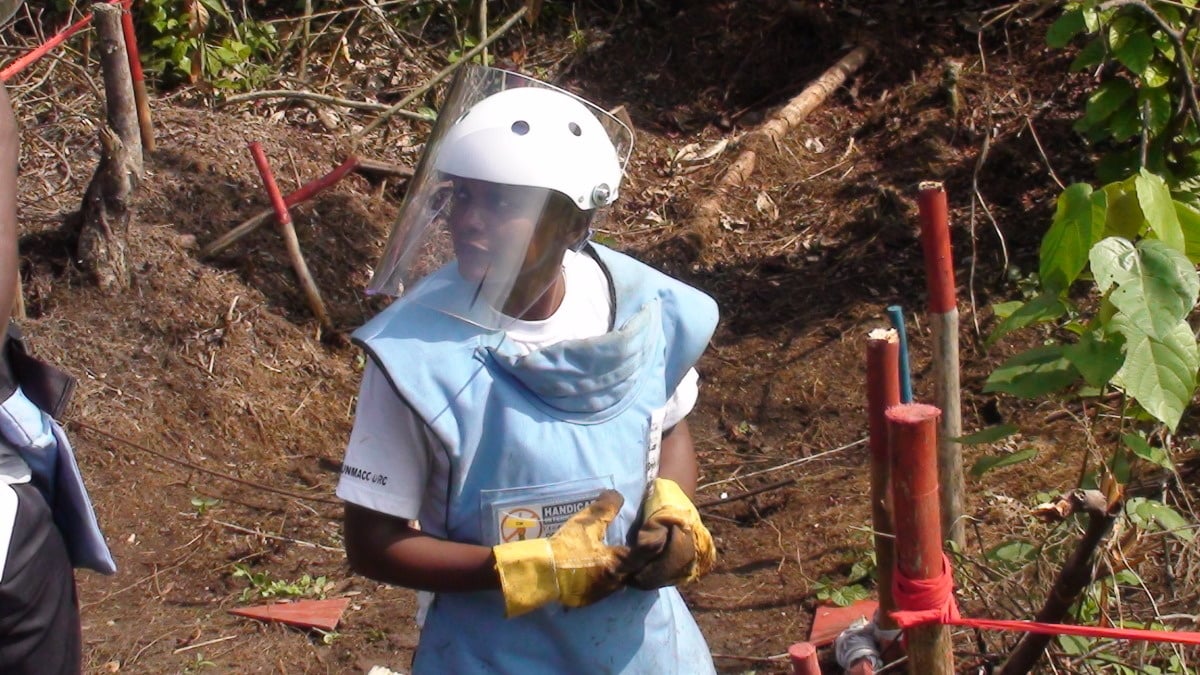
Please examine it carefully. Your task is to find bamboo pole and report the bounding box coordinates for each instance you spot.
[119,4,154,153]
[917,181,964,548]
[888,403,955,675]
[866,328,899,633]
[248,142,331,333]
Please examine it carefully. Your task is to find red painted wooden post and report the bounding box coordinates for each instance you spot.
[788,642,822,675]
[866,328,899,632]
[888,403,954,675]
[917,181,964,548]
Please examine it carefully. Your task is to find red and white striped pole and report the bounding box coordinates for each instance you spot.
[917,181,964,548]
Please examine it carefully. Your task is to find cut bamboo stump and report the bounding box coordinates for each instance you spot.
[684,45,870,256]
[77,5,142,290]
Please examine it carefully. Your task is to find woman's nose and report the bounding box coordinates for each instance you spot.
[451,202,487,234]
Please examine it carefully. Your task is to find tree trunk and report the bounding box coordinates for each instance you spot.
[77,127,135,290]
[77,4,142,289]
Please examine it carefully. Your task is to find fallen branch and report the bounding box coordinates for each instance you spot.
[683,45,870,255]
[222,89,430,121]
[998,489,1121,675]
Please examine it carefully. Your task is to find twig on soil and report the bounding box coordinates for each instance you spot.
[697,437,866,490]
[352,4,528,144]
[173,635,238,655]
[1023,116,1064,190]
[72,420,343,505]
[695,477,796,509]
[221,89,426,119]
[709,652,789,663]
[212,519,341,552]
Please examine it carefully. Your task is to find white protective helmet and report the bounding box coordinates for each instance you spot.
[366,66,634,329]
[434,86,623,211]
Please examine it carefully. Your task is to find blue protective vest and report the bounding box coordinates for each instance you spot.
[0,387,115,574]
[354,244,718,674]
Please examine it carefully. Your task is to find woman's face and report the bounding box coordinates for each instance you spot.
[444,178,545,284]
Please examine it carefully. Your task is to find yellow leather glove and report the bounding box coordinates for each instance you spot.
[619,478,715,590]
[493,490,629,617]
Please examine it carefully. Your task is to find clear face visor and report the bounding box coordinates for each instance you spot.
[366,65,633,330]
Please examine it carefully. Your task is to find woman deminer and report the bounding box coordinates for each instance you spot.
[337,65,719,674]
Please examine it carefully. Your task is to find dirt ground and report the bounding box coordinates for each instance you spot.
[8,1,1200,673]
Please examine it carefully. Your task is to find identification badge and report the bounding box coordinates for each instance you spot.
[646,407,666,482]
[479,475,617,546]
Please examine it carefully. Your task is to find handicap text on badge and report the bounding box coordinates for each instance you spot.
[496,494,598,542]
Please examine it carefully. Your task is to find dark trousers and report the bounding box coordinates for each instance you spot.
[0,482,81,674]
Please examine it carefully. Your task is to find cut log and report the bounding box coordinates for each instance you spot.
[683,45,870,256]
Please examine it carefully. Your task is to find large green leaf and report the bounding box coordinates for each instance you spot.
[1090,238,1198,333]
[1173,201,1200,263]
[1137,86,1172,136]
[1040,183,1106,291]
[1114,27,1154,75]
[1135,170,1185,253]
[985,345,1079,398]
[1111,317,1199,431]
[1047,7,1086,48]
[1063,330,1125,387]
[1128,497,1196,541]
[1079,78,1136,129]
[1102,179,1144,240]
[1142,58,1171,88]
[987,291,1070,347]
[953,424,1019,445]
[1122,433,1174,471]
[1070,39,1107,72]
[970,448,1039,477]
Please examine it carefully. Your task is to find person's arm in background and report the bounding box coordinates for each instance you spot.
[0,85,18,327]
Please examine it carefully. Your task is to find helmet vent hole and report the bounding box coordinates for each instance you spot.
[511,120,530,135]
[568,122,582,136]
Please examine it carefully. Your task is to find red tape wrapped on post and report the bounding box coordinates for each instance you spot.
[891,554,1200,646]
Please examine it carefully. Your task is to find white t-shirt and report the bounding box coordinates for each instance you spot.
[336,249,700,522]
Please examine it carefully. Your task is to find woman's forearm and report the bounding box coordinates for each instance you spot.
[343,503,500,593]
[657,419,698,499]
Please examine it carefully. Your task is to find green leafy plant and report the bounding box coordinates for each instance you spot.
[986,169,1200,433]
[1048,1,1200,184]
[190,496,220,515]
[231,564,333,603]
[812,551,875,607]
[137,0,278,91]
